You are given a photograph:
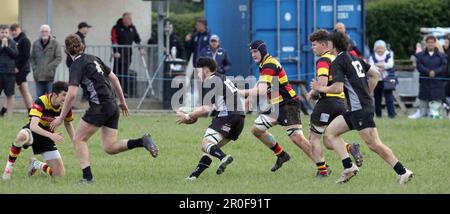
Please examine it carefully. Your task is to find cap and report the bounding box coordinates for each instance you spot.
[210,34,220,42]
[78,22,92,29]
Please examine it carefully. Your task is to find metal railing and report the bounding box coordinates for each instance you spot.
[54,44,171,109]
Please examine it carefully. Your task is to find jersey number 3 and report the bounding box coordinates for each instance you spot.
[352,61,365,78]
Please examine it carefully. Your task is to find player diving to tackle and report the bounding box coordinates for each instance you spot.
[2,81,74,180]
[176,57,246,180]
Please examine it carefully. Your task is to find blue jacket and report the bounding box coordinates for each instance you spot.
[416,48,448,101]
[199,45,231,74]
[188,30,211,67]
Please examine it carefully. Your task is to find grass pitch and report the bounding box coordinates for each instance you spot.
[0,113,449,194]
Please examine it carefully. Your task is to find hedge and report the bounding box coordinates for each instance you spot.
[366,0,450,59]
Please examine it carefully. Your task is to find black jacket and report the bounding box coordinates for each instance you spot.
[66,31,85,67]
[148,32,185,59]
[0,38,19,74]
[111,18,141,62]
[13,32,31,72]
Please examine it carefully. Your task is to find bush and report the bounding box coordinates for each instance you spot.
[366,0,450,59]
[151,12,204,43]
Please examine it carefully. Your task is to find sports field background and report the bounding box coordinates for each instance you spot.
[0,113,449,193]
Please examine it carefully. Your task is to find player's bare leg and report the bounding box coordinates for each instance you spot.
[310,130,331,177]
[287,124,314,162]
[28,155,65,177]
[324,115,358,183]
[358,128,413,184]
[100,126,158,157]
[251,122,290,172]
[18,82,33,110]
[72,119,98,183]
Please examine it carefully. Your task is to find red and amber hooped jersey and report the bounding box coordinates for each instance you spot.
[28,94,74,132]
[258,55,297,105]
[316,51,345,99]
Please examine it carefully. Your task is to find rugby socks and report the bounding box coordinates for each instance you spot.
[33,160,52,176]
[6,144,22,167]
[316,162,329,175]
[393,162,407,175]
[127,138,143,149]
[82,166,93,181]
[190,156,213,178]
[207,145,226,160]
[342,157,353,169]
[270,143,286,158]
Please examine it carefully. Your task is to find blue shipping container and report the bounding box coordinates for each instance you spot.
[205,0,365,86]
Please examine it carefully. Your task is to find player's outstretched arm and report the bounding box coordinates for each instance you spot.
[64,121,75,141]
[311,79,343,94]
[367,65,381,94]
[31,117,64,144]
[307,76,328,100]
[50,86,78,131]
[238,82,268,97]
[176,105,213,124]
[108,72,129,116]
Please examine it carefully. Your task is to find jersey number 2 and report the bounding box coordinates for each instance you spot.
[352,61,365,78]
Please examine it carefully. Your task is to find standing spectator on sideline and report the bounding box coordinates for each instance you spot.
[0,25,18,117]
[148,20,184,59]
[66,22,91,68]
[1,24,32,116]
[199,34,231,75]
[443,35,450,116]
[31,24,62,97]
[409,35,448,119]
[111,12,144,98]
[185,18,211,65]
[369,40,397,118]
[334,22,363,58]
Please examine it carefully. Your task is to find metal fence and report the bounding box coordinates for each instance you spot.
[54,44,174,110]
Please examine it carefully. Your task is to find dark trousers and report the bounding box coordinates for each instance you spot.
[113,59,130,96]
[374,81,396,118]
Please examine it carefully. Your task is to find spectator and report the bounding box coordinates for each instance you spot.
[6,24,32,114]
[409,35,448,119]
[111,12,144,97]
[369,40,396,118]
[148,20,185,59]
[443,34,450,115]
[334,22,363,58]
[185,18,211,65]
[30,24,62,97]
[199,34,231,75]
[0,25,18,117]
[66,22,91,68]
